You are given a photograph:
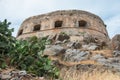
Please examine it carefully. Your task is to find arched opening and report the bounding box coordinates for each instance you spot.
[79,20,87,27]
[33,24,41,31]
[55,21,63,28]
[18,29,23,36]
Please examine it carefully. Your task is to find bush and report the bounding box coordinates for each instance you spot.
[0,19,15,68]
[0,19,15,53]
[10,37,59,78]
[0,19,59,79]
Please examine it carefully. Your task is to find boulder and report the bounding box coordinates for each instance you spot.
[90,54,105,60]
[107,57,120,63]
[56,34,70,41]
[82,43,98,50]
[67,42,74,48]
[1,74,11,80]
[97,58,108,65]
[112,34,120,50]
[55,41,62,44]
[72,42,81,49]
[44,45,65,56]
[83,35,96,44]
[64,49,89,62]
[107,63,120,71]
[47,34,57,40]
[113,50,120,57]
[70,36,84,42]
[19,70,27,76]
[0,70,28,80]
[67,42,81,49]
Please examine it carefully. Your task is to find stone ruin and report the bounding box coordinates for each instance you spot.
[16,10,120,77]
[17,10,109,42]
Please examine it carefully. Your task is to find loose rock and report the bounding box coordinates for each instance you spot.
[82,43,98,50]
[64,49,89,62]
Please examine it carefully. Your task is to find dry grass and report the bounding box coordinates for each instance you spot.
[60,67,120,80]
[91,50,113,57]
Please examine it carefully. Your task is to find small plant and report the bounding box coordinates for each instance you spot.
[60,32,68,36]
[83,35,96,44]
[78,31,86,36]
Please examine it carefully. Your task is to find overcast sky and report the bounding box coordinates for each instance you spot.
[0,0,120,38]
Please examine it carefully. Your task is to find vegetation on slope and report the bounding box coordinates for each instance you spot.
[0,19,59,79]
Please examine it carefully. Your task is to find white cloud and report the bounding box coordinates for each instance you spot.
[0,0,56,36]
[105,15,120,38]
[0,0,55,20]
[0,0,120,37]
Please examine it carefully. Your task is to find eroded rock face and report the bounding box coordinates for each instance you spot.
[41,32,120,72]
[113,50,120,57]
[56,34,70,41]
[64,49,90,62]
[44,45,65,56]
[82,43,98,50]
[112,34,120,50]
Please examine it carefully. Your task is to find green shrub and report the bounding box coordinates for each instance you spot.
[10,36,59,78]
[0,19,59,78]
[0,19,15,68]
[0,19,15,53]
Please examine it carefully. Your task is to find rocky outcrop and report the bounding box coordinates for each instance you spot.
[112,34,120,50]
[43,33,120,72]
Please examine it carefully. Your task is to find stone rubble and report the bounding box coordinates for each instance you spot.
[0,70,27,80]
[0,69,45,80]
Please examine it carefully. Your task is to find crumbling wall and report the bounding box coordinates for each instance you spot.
[17,10,109,42]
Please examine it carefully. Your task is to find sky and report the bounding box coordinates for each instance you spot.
[0,0,120,38]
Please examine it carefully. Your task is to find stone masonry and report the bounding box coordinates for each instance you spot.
[17,10,109,43]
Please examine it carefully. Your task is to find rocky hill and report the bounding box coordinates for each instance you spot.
[43,32,120,68]
[43,32,120,79]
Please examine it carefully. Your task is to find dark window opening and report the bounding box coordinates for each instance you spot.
[79,20,87,27]
[33,24,41,31]
[105,24,107,27]
[18,29,23,36]
[60,13,63,15]
[69,13,73,16]
[55,21,63,28]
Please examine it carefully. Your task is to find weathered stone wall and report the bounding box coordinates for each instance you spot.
[17,10,109,41]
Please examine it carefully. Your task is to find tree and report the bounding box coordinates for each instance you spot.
[0,19,15,54]
[0,19,15,68]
